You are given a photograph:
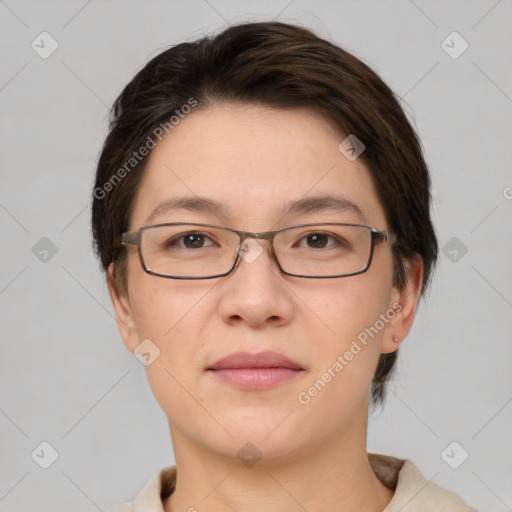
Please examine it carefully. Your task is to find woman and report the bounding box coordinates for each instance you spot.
[92,21,477,512]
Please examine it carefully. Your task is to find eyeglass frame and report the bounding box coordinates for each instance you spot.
[121,222,397,280]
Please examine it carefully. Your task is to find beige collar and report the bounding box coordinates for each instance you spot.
[125,453,476,512]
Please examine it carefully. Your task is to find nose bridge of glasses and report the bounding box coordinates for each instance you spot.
[236,228,276,241]
[235,229,279,266]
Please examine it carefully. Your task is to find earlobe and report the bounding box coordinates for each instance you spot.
[381,256,424,354]
[107,262,139,353]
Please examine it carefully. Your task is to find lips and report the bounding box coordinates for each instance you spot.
[207,351,303,371]
[206,351,304,390]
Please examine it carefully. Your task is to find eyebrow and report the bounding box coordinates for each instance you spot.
[144,196,232,224]
[144,194,367,225]
[279,195,367,223]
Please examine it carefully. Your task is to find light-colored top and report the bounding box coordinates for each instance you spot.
[109,453,478,511]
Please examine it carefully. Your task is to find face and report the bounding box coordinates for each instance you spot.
[109,103,421,464]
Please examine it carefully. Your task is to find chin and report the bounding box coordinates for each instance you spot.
[210,432,306,468]
[216,410,309,454]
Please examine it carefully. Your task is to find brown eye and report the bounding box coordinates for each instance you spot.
[165,232,215,249]
[183,233,206,248]
[306,233,329,248]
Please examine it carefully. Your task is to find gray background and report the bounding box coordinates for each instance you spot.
[1,0,511,510]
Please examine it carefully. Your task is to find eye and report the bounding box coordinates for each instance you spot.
[305,233,330,248]
[169,232,216,249]
[296,232,344,249]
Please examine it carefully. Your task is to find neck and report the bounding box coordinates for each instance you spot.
[164,414,394,512]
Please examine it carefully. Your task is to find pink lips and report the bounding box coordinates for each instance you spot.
[207,351,304,389]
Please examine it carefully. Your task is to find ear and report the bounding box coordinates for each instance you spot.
[381,255,424,354]
[107,262,140,353]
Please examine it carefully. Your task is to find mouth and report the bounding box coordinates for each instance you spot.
[206,351,304,390]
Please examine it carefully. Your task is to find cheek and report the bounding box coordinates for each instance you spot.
[291,283,394,441]
[127,273,215,409]
[300,270,394,389]
[302,266,393,341]
[128,266,213,338]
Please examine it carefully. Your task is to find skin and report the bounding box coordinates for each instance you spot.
[108,103,423,512]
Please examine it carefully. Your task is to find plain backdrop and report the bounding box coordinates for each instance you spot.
[1,1,511,510]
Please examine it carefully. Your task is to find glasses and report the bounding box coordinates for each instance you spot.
[121,222,397,279]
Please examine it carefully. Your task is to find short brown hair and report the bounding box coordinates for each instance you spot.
[91,21,438,407]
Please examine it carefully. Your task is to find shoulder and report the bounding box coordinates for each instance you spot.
[107,465,177,512]
[369,453,479,512]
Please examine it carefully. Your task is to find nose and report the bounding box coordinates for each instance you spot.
[217,238,295,328]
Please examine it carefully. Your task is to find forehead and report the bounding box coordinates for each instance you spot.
[129,103,387,230]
